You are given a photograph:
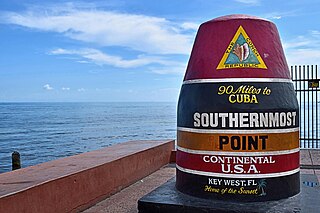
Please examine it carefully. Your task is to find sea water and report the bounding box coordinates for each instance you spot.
[1,102,318,173]
[0,102,176,173]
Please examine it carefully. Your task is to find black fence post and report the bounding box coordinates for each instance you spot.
[12,151,21,170]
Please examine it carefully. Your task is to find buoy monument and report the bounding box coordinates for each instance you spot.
[176,14,300,201]
[137,15,319,213]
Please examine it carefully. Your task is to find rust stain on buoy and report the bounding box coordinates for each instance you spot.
[176,14,300,202]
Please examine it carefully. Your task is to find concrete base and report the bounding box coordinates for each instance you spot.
[138,174,320,213]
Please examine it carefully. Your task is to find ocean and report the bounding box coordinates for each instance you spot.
[1,102,319,173]
[0,102,177,173]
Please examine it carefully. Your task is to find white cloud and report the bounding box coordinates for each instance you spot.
[149,63,186,75]
[62,87,70,91]
[234,0,260,5]
[283,35,313,49]
[272,16,282,20]
[78,88,85,92]
[50,48,178,68]
[2,6,194,55]
[43,84,53,90]
[283,30,320,65]
[181,22,199,31]
[77,60,90,64]
[311,30,320,37]
[286,49,320,65]
[261,11,297,20]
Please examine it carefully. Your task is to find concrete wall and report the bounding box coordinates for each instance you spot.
[0,140,175,213]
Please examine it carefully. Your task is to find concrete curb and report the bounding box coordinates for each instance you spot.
[0,140,174,213]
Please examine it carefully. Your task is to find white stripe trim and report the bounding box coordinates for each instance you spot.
[176,165,300,178]
[177,146,300,156]
[183,78,293,85]
[177,127,299,134]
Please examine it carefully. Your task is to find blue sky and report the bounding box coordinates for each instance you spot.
[1,0,319,102]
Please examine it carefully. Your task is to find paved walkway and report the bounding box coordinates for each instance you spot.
[83,149,320,213]
[83,164,176,213]
[300,149,320,182]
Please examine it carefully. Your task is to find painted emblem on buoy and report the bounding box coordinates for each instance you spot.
[217,26,267,69]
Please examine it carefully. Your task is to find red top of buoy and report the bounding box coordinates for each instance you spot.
[207,14,268,22]
[184,14,290,81]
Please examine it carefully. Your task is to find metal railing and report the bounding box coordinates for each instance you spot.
[291,65,319,149]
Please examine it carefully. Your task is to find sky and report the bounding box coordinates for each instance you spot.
[1,0,320,102]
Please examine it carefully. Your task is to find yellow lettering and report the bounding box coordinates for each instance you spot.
[244,94,251,103]
[204,185,220,193]
[218,86,226,95]
[238,187,258,194]
[251,95,258,103]
[228,94,259,104]
[229,94,236,103]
